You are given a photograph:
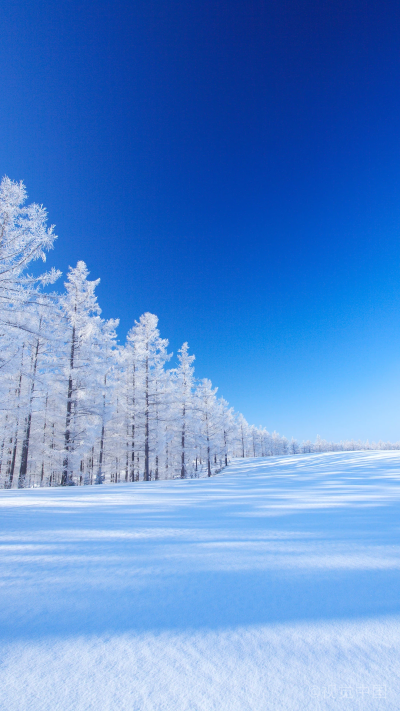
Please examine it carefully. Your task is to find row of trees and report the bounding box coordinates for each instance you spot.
[1,177,397,488]
[298,435,400,453]
[0,176,294,488]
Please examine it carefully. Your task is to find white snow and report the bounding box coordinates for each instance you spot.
[1,451,400,710]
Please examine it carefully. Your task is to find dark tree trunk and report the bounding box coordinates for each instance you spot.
[62,325,76,485]
[130,422,135,481]
[144,353,150,481]
[180,407,186,478]
[40,395,49,485]
[130,366,136,481]
[0,413,9,484]
[6,359,24,489]
[19,329,41,488]
[96,420,105,484]
[125,422,129,482]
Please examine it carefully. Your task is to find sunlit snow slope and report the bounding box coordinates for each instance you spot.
[1,452,400,710]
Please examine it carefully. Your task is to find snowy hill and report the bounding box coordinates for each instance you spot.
[1,451,400,710]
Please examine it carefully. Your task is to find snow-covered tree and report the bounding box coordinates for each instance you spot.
[195,378,220,477]
[121,313,171,481]
[58,262,115,485]
[171,343,196,478]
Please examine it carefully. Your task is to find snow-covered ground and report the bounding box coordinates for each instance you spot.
[1,451,400,710]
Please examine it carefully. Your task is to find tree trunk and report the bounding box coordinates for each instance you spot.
[62,325,76,485]
[130,421,135,482]
[96,418,105,484]
[6,355,24,489]
[180,407,186,478]
[0,413,9,486]
[125,422,129,481]
[144,352,150,481]
[40,395,49,485]
[130,366,135,481]
[18,329,41,488]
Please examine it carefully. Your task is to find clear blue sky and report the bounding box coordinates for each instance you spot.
[2,0,400,442]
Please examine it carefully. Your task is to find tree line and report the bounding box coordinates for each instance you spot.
[0,176,294,487]
[1,177,397,488]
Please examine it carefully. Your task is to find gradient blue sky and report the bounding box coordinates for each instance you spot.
[2,0,400,442]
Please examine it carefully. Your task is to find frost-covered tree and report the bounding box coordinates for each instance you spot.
[218,398,235,467]
[236,413,249,458]
[0,177,59,347]
[195,378,220,477]
[289,437,300,455]
[171,343,196,478]
[58,262,115,485]
[0,177,60,417]
[121,313,171,481]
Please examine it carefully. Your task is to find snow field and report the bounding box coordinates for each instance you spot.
[1,451,400,710]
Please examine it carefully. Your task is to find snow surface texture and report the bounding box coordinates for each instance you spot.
[1,451,400,710]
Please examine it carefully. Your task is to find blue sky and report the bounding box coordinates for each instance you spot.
[2,0,400,442]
